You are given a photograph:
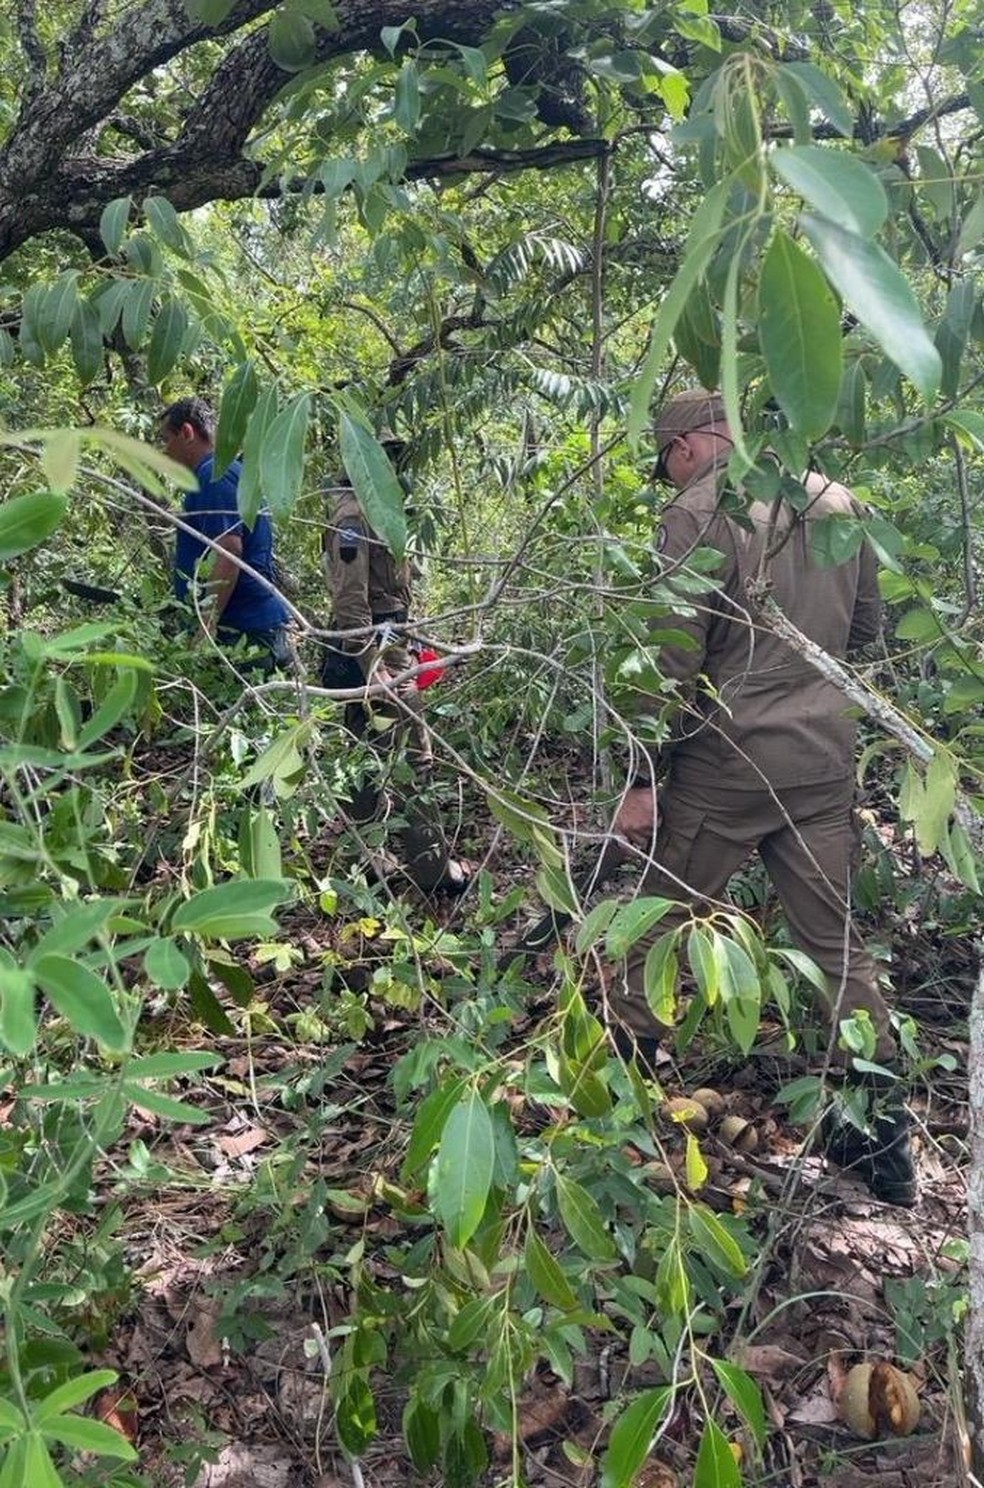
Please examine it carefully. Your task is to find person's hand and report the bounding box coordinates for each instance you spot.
[615,785,659,847]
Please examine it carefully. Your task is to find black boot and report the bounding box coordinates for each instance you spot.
[612,1024,662,1077]
[823,1080,917,1208]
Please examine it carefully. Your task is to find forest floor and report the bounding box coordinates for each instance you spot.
[83,765,973,1488]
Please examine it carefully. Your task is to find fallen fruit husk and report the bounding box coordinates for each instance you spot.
[839,1360,921,1439]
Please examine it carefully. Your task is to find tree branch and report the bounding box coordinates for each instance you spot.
[16,0,48,105]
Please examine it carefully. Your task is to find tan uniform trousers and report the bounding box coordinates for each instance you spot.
[343,639,454,892]
[619,775,895,1063]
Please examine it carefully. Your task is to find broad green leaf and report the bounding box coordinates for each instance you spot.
[912,752,956,856]
[94,277,131,336]
[394,61,420,130]
[558,1052,612,1119]
[42,1414,137,1459]
[685,1132,708,1191]
[296,0,339,26]
[688,1206,747,1279]
[258,393,311,518]
[238,384,280,529]
[146,294,189,384]
[0,1399,25,1434]
[801,212,941,400]
[243,804,282,880]
[935,279,976,401]
[216,360,258,478]
[268,7,316,69]
[403,1398,441,1472]
[574,899,618,955]
[628,178,730,442]
[339,413,407,561]
[781,62,854,137]
[772,145,888,238]
[525,1227,578,1311]
[70,298,104,387]
[944,409,984,451]
[143,937,192,990]
[402,1076,466,1181]
[99,196,132,256]
[119,1082,211,1124]
[600,1387,672,1488]
[335,1373,377,1457]
[77,667,138,749]
[535,862,578,915]
[38,273,80,355]
[710,1359,767,1448]
[940,819,981,894]
[41,430,80,493]
[0,952,37,1056]
[687,927,719,1006]
[836,360,866,445]
[956,190,984,258]
[555,1173,616,1261]
[34,956,129,1051]
[447,1295,496,1353]
[434,1091,495,1247]
[239,721,312,788]
[22,1435,61,1488]
[0,492,67,562]
[759,230,842,438]
[34,1369,118,1424]
[605,898,675,958]
[121,278,156,350]
[170,878,289,939]
[774,68,811,145]
[143,194,188,254]
[694,1417,741,1488]
[125,1050,220,1079]
[643,934,679,1027]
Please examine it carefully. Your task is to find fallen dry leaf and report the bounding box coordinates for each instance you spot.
[733,1342,809,1384]
[185,1298,224,1369]
[96,1388,139,1444]
[215,1125,269,1159]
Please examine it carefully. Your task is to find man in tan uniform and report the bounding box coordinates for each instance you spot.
[614,388,915,1205]
[322,473,469,894]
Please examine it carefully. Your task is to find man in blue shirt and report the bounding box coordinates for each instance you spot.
[160,396,292,670]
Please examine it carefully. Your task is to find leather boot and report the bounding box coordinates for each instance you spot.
[822,1074,917,1208]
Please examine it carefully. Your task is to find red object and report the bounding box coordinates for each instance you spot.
[415,647,445,690]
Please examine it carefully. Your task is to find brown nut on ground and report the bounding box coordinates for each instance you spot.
[690,1087,727,1120]
[718,1113,758,1153]
[839,1361,921,1440]
[662,1096,710,1133]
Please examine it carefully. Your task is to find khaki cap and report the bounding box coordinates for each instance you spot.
[653,387,727,480]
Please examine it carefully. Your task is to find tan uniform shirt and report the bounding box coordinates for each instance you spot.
[324,486,413,681]
[655,464,881,791]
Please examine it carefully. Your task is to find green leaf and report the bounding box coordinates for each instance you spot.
[628,178,730,443]
[688,1206,747,1279]
[600,1387,672,1488]
[121,279,156,350]
[402,1076,466,1182]
[433,1091,495,1247]
[143,937,192,991]
[146,294,189,385]
[339,413,407,561]
[687,927,720,1007]
[710,1359,767,1448]
[336,1373,377,1457]
[34,1369,119,1425]
[781,62,854,137]
[0,951,38,1056]
[170,879,289,940]
[555,1173,616,1261]
[694,1416,741,1488]
[0,492,67,561]
[956,190,984,258]
[771,145,888,238]
[394,61,420,130]
[913,752,956,856]
[685,1132,708,1191]
[239,721,312,789]
[119,1082,211,1124]
[38,273,80,355]
[574,899,618,955]
[525,1227,579,1311]
[22,1434,61,1488]
[643,933,679,1027]
[940,818,981,894]
[41,431,80,494]
[759,230,842,438]
[801,212,941,401]
[605,898,675,958]
[77,667,138,749]
[99,196,132,256]
[0,1399,25,1435]
[125,1050,221,1079]
[143,194,189,255]
[216,360,258,478]
[42,1414,138,1459]
[242,804,282,880]
[238,384,280,529]
[71,298,104,387]
[944,409,984,451]
[403,1398,441,1472]
[268,7,316,69]
[33,956,128,1050]
[258,393,311,518]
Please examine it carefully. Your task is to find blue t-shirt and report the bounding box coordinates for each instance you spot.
[173,455,290,634]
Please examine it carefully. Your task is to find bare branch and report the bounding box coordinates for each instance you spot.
[16,0,48,104]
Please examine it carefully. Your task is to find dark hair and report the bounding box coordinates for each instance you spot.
[161,396,216,441]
